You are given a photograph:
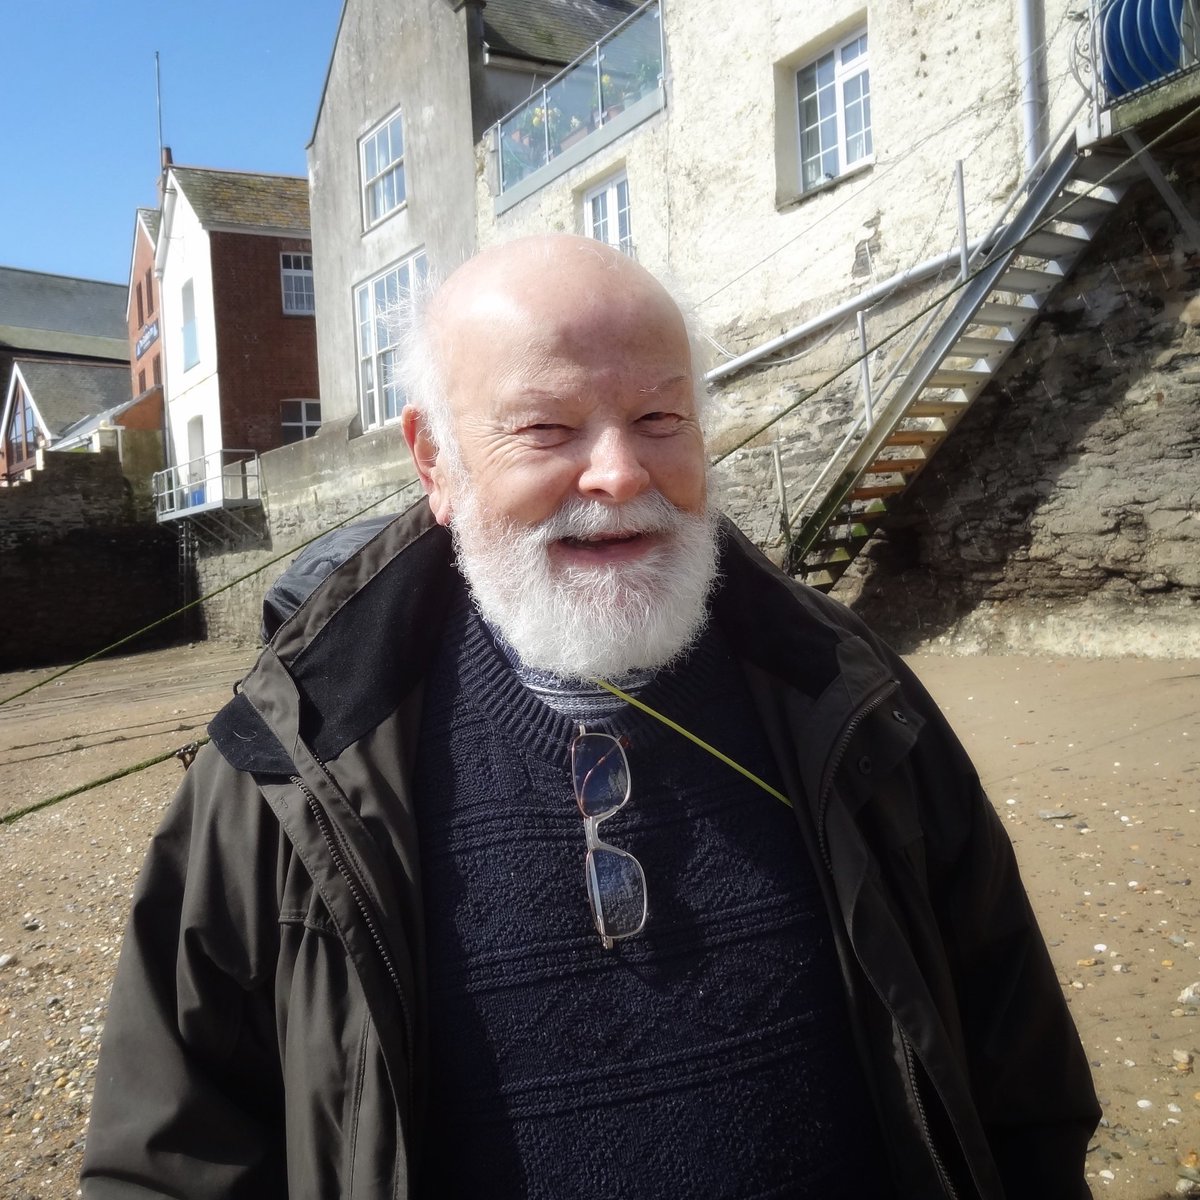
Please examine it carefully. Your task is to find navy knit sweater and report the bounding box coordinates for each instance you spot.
[414,592,890,1198]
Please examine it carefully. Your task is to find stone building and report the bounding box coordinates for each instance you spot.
[197,0,1200,656]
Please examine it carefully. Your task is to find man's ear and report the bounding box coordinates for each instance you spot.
[401,406,453,526]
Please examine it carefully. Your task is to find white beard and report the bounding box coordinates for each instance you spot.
[450,488,721,680]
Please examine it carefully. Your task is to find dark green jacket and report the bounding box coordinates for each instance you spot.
[81,501,1099,1199]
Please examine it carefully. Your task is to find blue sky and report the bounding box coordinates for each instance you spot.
[3,1,343,285]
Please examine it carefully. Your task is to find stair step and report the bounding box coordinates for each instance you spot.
[907,398,970,417]
[886,428,946,446]
[802,568,838,590]
[927,366,992,388]
[805,544,853,566]
[1021,229,1091,260]
[1070,153,1136,185]
[865,455,926,474]
[948,334,1014,358]
[973,300,1039,326]
[850,482,907,500]
[995,265,1063,292]
[1054,191,1120,225]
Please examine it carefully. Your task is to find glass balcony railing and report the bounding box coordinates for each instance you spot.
[496,0,664,193]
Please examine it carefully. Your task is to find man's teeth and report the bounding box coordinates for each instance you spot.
[564,532,640,545]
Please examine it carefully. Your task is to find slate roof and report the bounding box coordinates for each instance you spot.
[171,167,310,235]
[484,0,643,67]
[137,207,161,245]
[56,393,148,446]
[13,359,132,439]
[0,267,127,361]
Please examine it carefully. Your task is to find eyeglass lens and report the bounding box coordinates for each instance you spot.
[586,846,646,939]
[571,732,630,818]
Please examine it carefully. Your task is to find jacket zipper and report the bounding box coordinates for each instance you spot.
[814,677,966,1200]
[814,679,898,872]
[902,1033,961,1200]
[291,769,416,1123]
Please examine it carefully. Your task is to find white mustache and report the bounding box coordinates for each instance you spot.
[533,493,682,543]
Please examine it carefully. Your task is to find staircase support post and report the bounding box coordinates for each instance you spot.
[955,160,970,280]
[857,310,874,430]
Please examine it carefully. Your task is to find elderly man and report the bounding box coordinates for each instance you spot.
[82,235,1098,1199]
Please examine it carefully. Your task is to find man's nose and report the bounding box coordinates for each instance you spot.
[577,426,651,504]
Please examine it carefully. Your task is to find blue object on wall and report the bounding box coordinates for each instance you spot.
[1102,0,1185,97]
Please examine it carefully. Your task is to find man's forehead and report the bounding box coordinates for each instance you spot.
[434,236,685,335]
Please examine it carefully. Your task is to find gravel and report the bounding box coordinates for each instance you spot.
[2,645,1198,1198]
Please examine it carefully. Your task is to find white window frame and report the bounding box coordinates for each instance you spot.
[796,28,872,193]
[583,173,634,255]
[360,108,406,230]
[281,399,322,443]
[354,250,428,432]
[281,253,315,315]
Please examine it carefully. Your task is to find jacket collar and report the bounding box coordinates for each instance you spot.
[210,501,894,775]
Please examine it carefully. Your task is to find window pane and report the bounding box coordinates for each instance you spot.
[281,401,301,422]
[815,52,835,86]
[842,34,867,64]
[590,192,608,243]
[364,139,378,180]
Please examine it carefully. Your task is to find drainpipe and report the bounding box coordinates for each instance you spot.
[1018,0,1046,178]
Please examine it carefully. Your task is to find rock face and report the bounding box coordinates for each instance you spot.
[836,162,1200,655]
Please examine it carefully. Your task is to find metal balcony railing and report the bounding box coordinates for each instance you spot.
[494,0,664,193]
[152,449,261,522]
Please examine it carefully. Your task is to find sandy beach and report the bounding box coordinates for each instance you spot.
[1,643,1197,1198]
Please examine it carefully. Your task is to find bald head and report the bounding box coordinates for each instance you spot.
[430,234,690,368]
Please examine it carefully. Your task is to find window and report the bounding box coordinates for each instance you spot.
[281,400,322,444]
[281,253,315,314]
[5,392,39,471]
[360,109,406,228]
[152,356,162,387]
[138,369,147,395]
[181,279,199,370]
[584,174,634,255]
[136,282,145,327]
[797,29,871,192]
[354,250,428,431]
[145,267,154,316]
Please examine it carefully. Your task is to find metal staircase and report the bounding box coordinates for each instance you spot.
[789,134,1136,590]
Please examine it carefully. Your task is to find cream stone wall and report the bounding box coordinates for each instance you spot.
[476,0,1082,344]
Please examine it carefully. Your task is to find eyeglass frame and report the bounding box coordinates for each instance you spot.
[570,725,648,950]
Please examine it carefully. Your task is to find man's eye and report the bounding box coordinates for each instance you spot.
[517,423,571,443]
[638,411,683,428]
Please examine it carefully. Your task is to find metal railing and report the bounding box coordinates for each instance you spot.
[152,450,261,521]
[494,0,663,192]
[1072,0,1200,128]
